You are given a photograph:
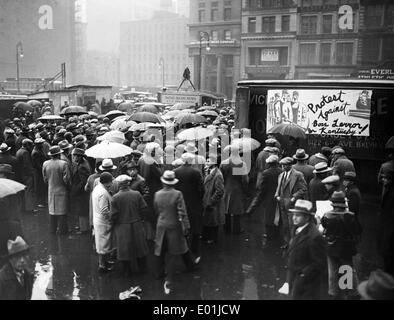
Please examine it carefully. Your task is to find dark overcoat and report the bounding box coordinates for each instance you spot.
[0,263,34,300]
[174,164,204,234]
[70,159,91,217]
[154,188,190,256]
[378,182,394,261]
[332,156,355,179]
[111,189,149,260]
[31,147,48,199]
[293,163,315,186]
[202,167,225,227]
[286,223,327,300]
[309,176,329,211]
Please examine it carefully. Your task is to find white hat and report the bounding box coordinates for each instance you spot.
[266,155,279,164]
[115,174,132,184]
[99,159,117,171]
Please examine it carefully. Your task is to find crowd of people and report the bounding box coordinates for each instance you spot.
[0,103,393,300]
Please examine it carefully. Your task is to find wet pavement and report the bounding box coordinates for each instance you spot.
[20,195,382,300]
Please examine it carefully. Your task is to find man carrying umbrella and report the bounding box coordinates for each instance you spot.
[42,146,71,235]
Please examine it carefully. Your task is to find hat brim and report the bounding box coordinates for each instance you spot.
[357,281,372,300]
[288,208,314,215]
[313,167,333,174]
[0,147,11,153]
[330,203,348,208]
[293,154,309,160]
[4,245,31,259]
[99,165,117,171]
[48,150,63,156]
[161,177,179,185]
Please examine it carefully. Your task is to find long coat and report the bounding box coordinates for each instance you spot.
[174,164,204,234]
[309,176,329,212]
[70,159,91,217]
[130,174,150,204]
[16,147,35,211]
[42,158,71,215]
[286,223,327,300]
[31,147,48,200]
[154,188,190,256]
[84,172,100,226]
[220,159,249,216]
[111,189,149,260]
[255,149,271,187]
[378,182,394,264]
[202,167,225,227]
[248,165,282,225]
[275,169,307,211]
[293,163,315,186]
[0,262,34,300]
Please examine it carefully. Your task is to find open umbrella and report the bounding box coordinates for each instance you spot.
[27,100,42,107]
[0,178,26,199]
[198,106,217,112]
[110,118,136,131]
[14,102,33,112]
[129,112,163,124]
[97,130,126,144]
[170,103,194,111]
[268,121,307,139]
[85,140,132,159]
[138,104,159,114]
[197,110,219,118]
[117,102,134,113]
[38,115,64,121]
[60,106,87,116]
[88,111,98,118]
[177,127,214,141]
[175,113,207,126]
[105,110,126,121]
[230,137,261,152]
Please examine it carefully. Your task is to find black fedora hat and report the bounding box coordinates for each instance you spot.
[358,270,394,300]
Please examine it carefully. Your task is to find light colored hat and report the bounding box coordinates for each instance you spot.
[332,147,345,155]
[313,162,333,174]
[0,143,11,153]
[293,149,309,160]
[172,158,184,167]
[115,174,132,184]
[4,128,15,134]
[288,199,314,216]
[184,142,197,153]
[48,146,63,157]
[279,157,293,165]
[58,140,73,150]
[34,138,45,144]
[322,175,340,185]
[71,148,85,157]
[7,236,30,257]
[99,158,117,171]
[266,155,279,164]
[181,152,195,163]
[265,138,277,147]
[161,170,179,185]
[263,146,274,153]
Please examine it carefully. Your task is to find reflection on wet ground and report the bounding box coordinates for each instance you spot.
[21,196,381,300]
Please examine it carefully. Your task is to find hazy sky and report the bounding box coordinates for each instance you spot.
[86,0,163,53]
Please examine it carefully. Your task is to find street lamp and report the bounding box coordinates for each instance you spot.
[159,57,165,89]
[16,41,23,94]
[199,31,211,91]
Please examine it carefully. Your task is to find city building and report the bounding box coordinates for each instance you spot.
[85,51,120,86]
[240,0,298,80]
[188,0,242,100]
[120,10,191,88]
[0,0,87,89]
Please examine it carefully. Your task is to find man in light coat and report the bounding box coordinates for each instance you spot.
[42,146,71,235]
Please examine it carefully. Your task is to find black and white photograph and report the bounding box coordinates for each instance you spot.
[1,0,394,306]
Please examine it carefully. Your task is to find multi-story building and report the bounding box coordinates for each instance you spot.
[188,0,242,100]
[85,51,120,86]
[0,0,87,88]
[120,10,191,88]
[240,0,298,80]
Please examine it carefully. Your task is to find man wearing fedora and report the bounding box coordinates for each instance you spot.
[4,129,17,156]
[283,199,327,299]
[292,149,314,187]
[358,269,394,300]
[0,143,18,179]
[321,191,360,299]
[31,138,48,208]
[0,236,34,300]
[309,162,333,212]
[42,146,71,235]
[58,140,73,169]
[15,127,32,151]
[16,139,36,214]
[308,146,331,167]
[343,171,362,231]
[275,157,307,248]
[70,148,91,234]
[247,154,283,241]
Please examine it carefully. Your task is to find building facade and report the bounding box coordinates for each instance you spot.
[188,0,242,100]
[0,0,87,89]
[85,51,120,86]
[241,0,298,80]
[120,10,191,88]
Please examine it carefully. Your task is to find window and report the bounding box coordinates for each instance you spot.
[198,10,205,22]
[301,16,317,34]
[224,8,232,21]
[281,15,290,32]
[249,48,260,65]
[211,1,219,7]
[263,16,276,33]
[223,55,234,68]
[383,38,394,60]
[248,17,257,33]
[211,8,219,21]
[336,42,353,65]
[211,31,219,41]
[279,47,288,65]
[365,5,384,28]
[224,0,232,5]
[198,2,205,8]
[322,15,332,34]
[224,30,232,40]
[320,43,331,65]
[299,43,317,64]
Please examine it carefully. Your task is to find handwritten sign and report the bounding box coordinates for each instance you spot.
[266,89,372,136]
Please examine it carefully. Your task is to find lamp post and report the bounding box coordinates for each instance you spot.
[199,31,210,91]
[16,42,24,94]
[159,57,165,89]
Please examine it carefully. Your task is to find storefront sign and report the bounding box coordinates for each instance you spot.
[358,68,394,80]
[266,89,372,136]
[161,93,200,105]
[261,49,279,62]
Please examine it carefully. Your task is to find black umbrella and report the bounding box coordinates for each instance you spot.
[14,102,33,112]
[129,112,163,124]
[175,113,207,126]
[60,106,88,116]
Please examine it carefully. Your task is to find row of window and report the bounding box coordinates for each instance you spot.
[247,0,295,8]
[199,30,233,41]
[198,7,232,22]
[248,15,289,33]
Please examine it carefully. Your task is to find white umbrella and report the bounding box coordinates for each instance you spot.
[0,178,26,199]
[177,127,214,141]
[38,115,64,121]
[97,130,126,144]
[85,141,132,159]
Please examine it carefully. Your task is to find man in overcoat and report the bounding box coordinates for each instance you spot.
[285,200,327,300]
[202,156,225,244]
[292,149,314,187]
[42,146,71,234]
[331,148,355,181]
[31,138,48,208]
[70,148,91,233]
[0,143,18,175]
[275,157,307,248]
[16,139,35,213]
[309,162,333,212]
[247,155,282,240]
[175,153,204,258]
